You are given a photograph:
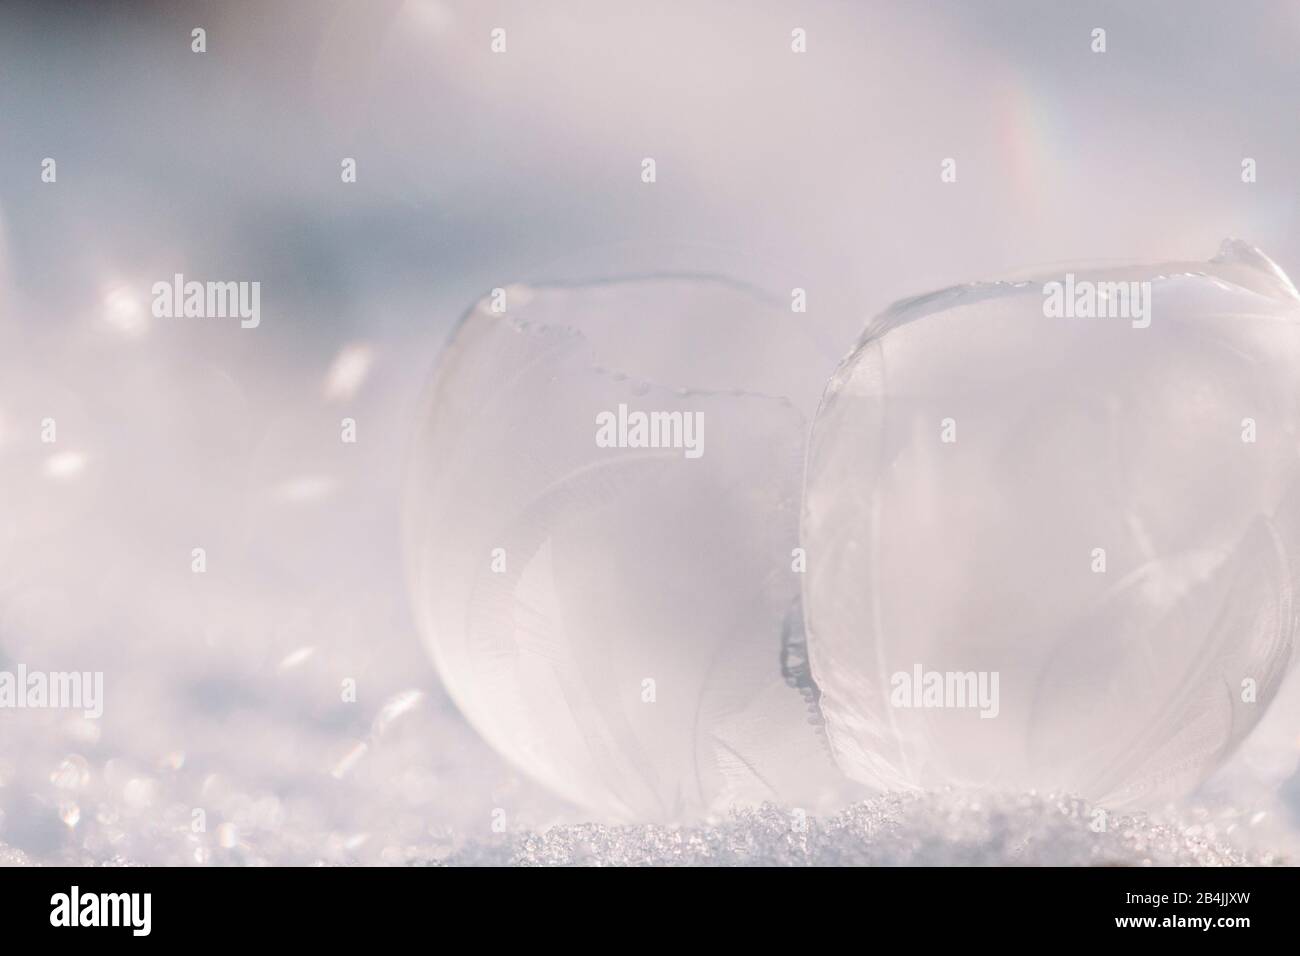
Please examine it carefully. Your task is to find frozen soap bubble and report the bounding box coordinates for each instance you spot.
[802,240,1300,807]
[404,278,845,821]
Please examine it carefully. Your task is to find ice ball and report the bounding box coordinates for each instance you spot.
[802,240,1300,807]
[404,278,845,821]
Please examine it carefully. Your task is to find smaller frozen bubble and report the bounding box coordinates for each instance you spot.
[404,278,845,821]
[802,240,1300,808]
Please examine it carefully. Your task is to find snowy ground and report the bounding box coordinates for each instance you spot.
[3,785,1294,867]
[440,792,1294,867]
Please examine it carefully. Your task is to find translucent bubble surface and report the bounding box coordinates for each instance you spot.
[404,278,844,821]
[802,240,1300,807]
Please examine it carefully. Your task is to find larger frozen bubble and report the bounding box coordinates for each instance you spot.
[802,240,1300,807]
[404,278,846,821]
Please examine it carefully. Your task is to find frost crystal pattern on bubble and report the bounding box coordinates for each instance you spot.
[404,278,845,821]
[802,240,1300,807]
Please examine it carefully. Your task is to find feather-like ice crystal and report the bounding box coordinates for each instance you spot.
[404,278,844,821]
[802,241,1300,806]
